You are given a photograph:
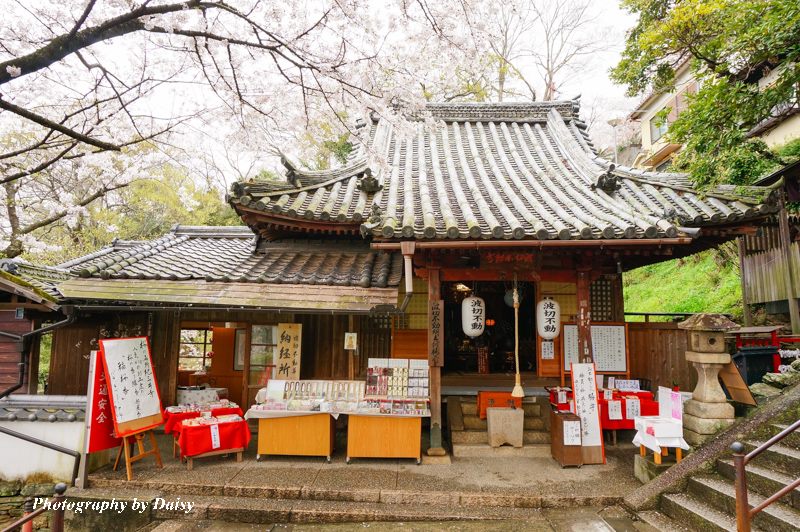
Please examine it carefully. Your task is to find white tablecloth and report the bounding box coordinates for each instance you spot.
[632,416,690,453]
[177,388,219,404]
[244,409,340,420]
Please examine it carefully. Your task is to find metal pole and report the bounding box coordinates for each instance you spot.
[731,442,751,532]
[21,498,34,532]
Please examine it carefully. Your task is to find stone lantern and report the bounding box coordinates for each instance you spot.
[678,313,738,445]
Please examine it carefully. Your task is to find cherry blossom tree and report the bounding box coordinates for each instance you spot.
[0,0,487,258]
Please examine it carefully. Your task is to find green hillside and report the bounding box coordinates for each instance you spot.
[623,248,743,321]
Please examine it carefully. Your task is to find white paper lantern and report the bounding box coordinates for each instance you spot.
[536,298,561,339]
[462,296,485,337]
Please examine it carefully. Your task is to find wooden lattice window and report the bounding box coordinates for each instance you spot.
[590,277,614,322]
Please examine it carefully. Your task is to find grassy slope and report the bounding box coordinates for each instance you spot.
[623,249,743,321]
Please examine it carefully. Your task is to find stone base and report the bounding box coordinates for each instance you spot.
[684,427,717,446]
[683,413,735,435]
[421,452,451,465]
[684,399,734,419]
[426,446,447,457]
[487,407,524,448]
[633,454,673,484]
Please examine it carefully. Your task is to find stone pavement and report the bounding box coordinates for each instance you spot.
[68,433,656,529]
[88,432,641,501]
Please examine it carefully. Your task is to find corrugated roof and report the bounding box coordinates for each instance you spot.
[230,101,780,241]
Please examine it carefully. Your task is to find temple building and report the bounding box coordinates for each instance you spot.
[0,101,782,453]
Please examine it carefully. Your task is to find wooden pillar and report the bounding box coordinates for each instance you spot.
[610,272,625,322]
[576,267,594,363]
[427,267,446,456]
[737,237,753,327]
[778,197,800,333]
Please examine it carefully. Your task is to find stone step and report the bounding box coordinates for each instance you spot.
[660,492,742,532]
[744,441,800,478]
[450,429,551,444]
[687,475,800,532]
[65,490,553,527]
[459,402,541,417]
[462,415,544,431]
[635,510,695,532]
[716,458,800,510]
[771,424,800,450]
[451,443,551,459]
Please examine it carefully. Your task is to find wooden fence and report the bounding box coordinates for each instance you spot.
[627,321,695,391]
[742,241,800,304]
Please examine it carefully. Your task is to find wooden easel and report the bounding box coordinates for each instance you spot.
[99,338,167,482]
[113,428,163,481]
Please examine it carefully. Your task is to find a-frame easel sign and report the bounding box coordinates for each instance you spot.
[99,337,165,480]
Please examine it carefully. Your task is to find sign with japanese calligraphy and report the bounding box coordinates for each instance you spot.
[536,299,561,339]
[461,296,485,337]
[85,350,122,453]
[607,400,623,420]
[570,362,606,464]
[541,340,554,360]
[99,337,164,437]
[428,299,444,366]
[276,323,302,380]
[625,398,641,419]
[210,424,221,449]
[563,420,582,446]
[563,324,628,373]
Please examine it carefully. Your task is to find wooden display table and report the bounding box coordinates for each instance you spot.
[346,414,422,464]
[255,413,335,462]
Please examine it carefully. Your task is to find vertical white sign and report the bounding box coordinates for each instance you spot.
[570,363,602,447]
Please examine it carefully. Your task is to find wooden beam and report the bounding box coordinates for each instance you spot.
[427,267,446,456]
[737,237,753,327]
[778,198,800,332]
[576,267,593,363]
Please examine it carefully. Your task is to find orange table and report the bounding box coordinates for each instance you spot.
[255,413,335,462]
[346,414,422,464]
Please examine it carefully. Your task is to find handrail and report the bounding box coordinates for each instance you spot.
[1,483,66,532]
[0,426,80,487]
[731,418,800,532]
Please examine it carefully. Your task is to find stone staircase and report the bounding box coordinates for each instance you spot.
[637,420,800,531]
[447,396,551,457]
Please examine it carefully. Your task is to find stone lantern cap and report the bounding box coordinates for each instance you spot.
[678,313,738,332]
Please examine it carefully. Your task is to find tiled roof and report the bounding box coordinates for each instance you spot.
[61,226,401,288]
[230,101,781,241]
[0,226,403,310]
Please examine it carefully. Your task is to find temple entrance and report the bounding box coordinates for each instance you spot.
[441,281,536,375]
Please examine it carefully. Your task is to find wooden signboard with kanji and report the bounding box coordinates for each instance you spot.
[276,323,302,379]
[428,300,444,367]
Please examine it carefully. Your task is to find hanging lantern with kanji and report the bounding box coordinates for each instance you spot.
[462,296,485,337]
[536,298,561,339]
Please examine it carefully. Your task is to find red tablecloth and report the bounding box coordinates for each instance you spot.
[164,406,243,435]
[599,392,658,430]
[177,419,251,457]
[549,389,658,430]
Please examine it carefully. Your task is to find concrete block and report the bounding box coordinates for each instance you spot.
[684,399,734,419]
[684,351,731,364]
[683,413,735,435]
[633,454,673,484]
[486,407,524,448]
